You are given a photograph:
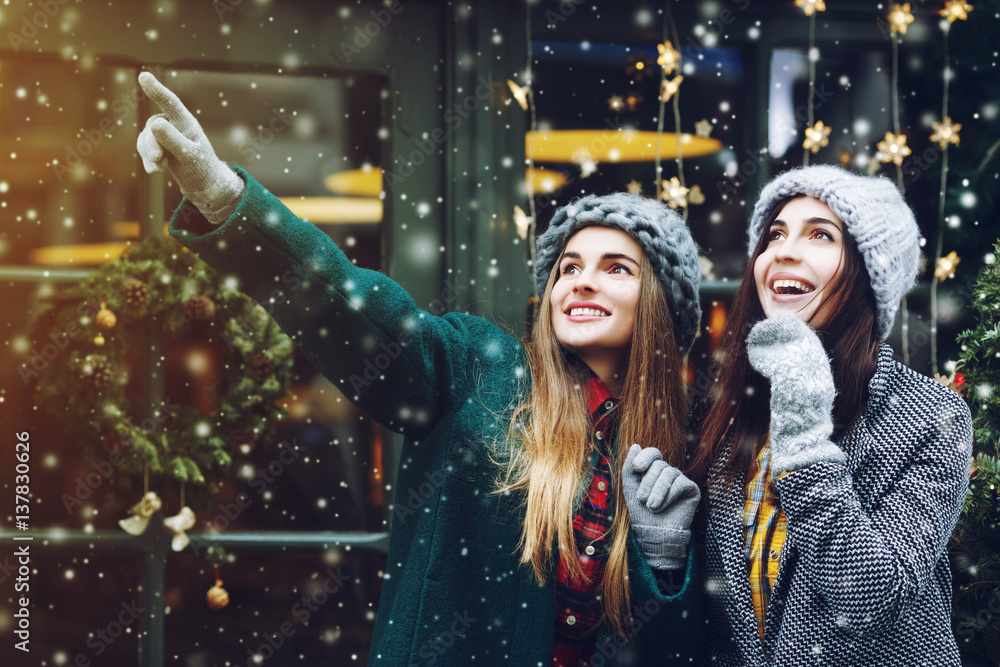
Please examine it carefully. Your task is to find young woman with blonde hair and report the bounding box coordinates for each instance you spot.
[691,165,972,666]
[136,71,704,666]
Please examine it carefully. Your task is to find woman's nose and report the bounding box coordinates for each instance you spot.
[774,237,802,262]
[572,268,599,292]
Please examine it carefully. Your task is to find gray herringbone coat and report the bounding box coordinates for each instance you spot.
[699,344,972,666]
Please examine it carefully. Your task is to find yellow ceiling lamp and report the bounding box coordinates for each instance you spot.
[527,129,722,163]
[323,166,570,197]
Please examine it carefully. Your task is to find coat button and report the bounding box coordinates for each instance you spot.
[597,481,606,492]
[566,615,577,626]
[604,400,614,411]
[595,430,603,440]
[770,550,779,559]
[585,545,596,556]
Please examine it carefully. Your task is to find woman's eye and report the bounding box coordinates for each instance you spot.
[561,264,579,275]
[610,264,633,275]
[814,230,834,241]
[767,229,784,242]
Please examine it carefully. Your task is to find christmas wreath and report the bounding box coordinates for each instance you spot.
[26,234,295,490]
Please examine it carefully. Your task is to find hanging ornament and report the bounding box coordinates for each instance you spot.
[513,206,533,241]
[794,0,826,16]
[625,50,655,81]
[79,354,113,392]
[123,278,150,309]
[207,564,230,610]
[95,301,117,331]
[506,80,529,111]
[803,121,832,154]
[931,117,962,149]
[660,177,689,209]
[624,92,643,112]
[687,184,706,205]
[660,75,684,104]
[694,119,713,138]
[877,131,912,165]
[940,0,973,22]
[119,491,163,535]
[93,335,106,346]
[887,4,915,34]
[163,507,196,552]
[935,251,961,281]
[626,180,643,196]
[607,95,624,112]
[656,41,681,75]
[184,295,217,322]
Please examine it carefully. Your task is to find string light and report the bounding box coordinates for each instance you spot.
[803,120,832,154]
[887,3,915,35]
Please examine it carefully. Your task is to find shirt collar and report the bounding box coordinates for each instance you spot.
[581,367,619,419]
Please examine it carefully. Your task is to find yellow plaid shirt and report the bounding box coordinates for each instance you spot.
[743,444,788,640]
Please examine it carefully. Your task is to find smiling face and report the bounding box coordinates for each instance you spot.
[753,196,846,329]
[549,226,642,378]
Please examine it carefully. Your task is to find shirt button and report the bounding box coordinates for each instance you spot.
[597,481,606,492]
[770,550,780,559]
[585,545,596,556]
[604,400,614,411]
[595,430,603,440]
[566,615,577,626]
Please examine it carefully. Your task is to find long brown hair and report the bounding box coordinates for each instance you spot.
[688,195,879,486]
[496,241,688,639]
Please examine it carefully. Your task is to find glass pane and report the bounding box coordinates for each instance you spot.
[0,60,142,267]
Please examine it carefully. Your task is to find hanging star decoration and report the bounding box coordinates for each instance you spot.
[687,184,706,205]
[572,148,598,178]
[608,95,624,111]
[935,251,961,281]
[661,177,689,209]
[931,117,962,149]
[940,0,973,22]
[660,75,684,104]
[626,50,656,81]
[794,0,826,16]
[877,131,912,165]
[695,119,713,138]
[513,206,533,241]
[657,41,681,75]
[626,180,643,196]
[803,120,832,154]
[887,4,915,34]
[624,92,644,111]
[506,80,529,111]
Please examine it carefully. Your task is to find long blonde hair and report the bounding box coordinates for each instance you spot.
[496,246,688,639]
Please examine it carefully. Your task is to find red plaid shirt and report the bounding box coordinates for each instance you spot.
[551,372,619,667]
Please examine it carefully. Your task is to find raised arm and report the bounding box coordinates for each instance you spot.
[138,73,520,438]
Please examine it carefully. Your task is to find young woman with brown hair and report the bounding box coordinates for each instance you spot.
[136,71,704,666]
[690,165,972,666]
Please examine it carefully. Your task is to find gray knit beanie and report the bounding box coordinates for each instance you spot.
[747,165,921,340]
[534,193,702,356]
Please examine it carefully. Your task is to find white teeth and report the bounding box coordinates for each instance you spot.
[772,279,814,294]
[569,307,609,317]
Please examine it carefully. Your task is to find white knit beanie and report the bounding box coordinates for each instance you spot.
[747,165,922,340]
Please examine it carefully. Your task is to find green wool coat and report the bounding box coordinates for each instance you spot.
[169,168,702,666]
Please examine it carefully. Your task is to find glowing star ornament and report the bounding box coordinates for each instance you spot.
[660,75,684,104]
[660,177,689,209]
[877,131,912,165]
[506,80,529,111]
[657,41,681,74]
[935,251,961,281]
[608,95,624,111]
[624,92,643,111]
[887,4,915,34]
[931,117,962,149]
[803,120,832,154]
[513,206,533,241]
[795,0,826,16]
[626,180,643,196]
[940,0,973,22]
[695,119,713,138]
[163,507,196,552]
[119,492,163,535]
[687,184,706,205]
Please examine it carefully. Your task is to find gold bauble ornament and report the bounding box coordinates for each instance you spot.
[94,335,105,346]
[207,579,230,610]
[96,302,117,331]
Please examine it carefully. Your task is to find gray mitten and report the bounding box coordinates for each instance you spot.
[746,315,846,477]
[137,72,244,225]
[622,443,700,570]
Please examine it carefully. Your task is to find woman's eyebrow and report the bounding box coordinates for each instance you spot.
[561,251,639,265]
